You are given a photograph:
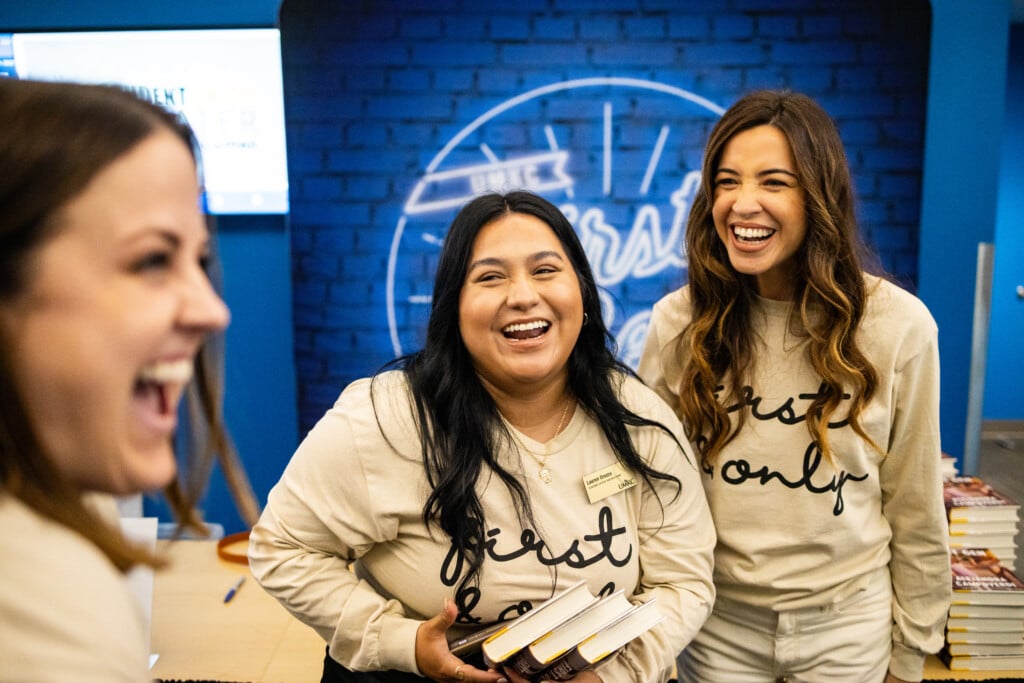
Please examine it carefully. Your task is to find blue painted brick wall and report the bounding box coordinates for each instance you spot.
[279,0,931,433]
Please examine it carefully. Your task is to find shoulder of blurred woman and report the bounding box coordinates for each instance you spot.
[0,492,149,678]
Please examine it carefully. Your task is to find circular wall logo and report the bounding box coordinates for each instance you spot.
[387,77,723,367]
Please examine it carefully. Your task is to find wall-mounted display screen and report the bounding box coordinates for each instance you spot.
[1,28,289,215]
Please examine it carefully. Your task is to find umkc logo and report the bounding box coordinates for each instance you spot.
[387,78,724,368]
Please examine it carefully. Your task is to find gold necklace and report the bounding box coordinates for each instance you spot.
[508,397,572,484]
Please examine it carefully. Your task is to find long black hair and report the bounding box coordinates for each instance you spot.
[377,191,684,596]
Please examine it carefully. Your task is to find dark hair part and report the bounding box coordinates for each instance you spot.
[0,78,258,571]
[679,89,880,466]
[378,190,684,596]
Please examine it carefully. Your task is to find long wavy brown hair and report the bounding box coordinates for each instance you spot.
[678,90,880,467]
[0,79,259,571]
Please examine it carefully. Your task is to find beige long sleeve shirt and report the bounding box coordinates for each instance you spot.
[0,493,151,682]
[249,370,715,681]
[637,275,951,681]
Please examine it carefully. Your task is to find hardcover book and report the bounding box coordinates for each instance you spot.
[948,534,1019,550]
[503,590,634,678]
[949,519,1020,535]
[949,603,1024,619]
[535,598,665,682]
[476,580,598,668]
[946,641,1024,657]
[945,476,1021,523]
[948,629,1024,645]
[939,649,1024,671]
[950,548,1024,606]
[946,616,1024,633]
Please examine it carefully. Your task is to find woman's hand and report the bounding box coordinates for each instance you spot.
[415,599,508,682]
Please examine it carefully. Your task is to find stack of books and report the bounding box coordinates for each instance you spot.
[944,475,1020,571]
[447,580,664,682]
[940,548,1024,671]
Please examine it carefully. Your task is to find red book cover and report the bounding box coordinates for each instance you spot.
[950,548,1024,606]
[944,477,1020,523]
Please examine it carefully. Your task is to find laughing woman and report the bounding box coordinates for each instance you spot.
[0,78,254,680]
[638,90,950,683]
[249,191,715,683]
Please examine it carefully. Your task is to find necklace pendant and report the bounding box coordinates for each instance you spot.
[538,466,553,484]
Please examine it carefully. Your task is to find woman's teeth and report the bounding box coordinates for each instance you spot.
[733,226,775,242]
[503,320,550,339]
[138,359,194,384]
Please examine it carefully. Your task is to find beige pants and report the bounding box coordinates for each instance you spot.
[678,567,892,683]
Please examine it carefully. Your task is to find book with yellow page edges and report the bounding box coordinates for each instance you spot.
[503,590,634,678]
[475,580,598,668]
[938,650,1024,671]
[944,476,1021,523]
[536,598,665,682]
[942,547,1024,670]
[950,548,1024,607]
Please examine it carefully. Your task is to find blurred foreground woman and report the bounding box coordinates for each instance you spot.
[0,78,255,681]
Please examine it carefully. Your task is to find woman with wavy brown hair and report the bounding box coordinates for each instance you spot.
[639,90,950,683]
[0,78,257,680]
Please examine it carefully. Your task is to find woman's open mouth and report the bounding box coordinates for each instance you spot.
[733,225,776,244]
[132,359,194,426]
[502,320,550,340]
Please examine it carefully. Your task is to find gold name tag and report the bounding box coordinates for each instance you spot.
[583,462,638,503]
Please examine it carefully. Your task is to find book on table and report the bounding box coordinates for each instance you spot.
[950,602,1024,619]
[945,476,1021,523]
[948,629,1024,646]
[950,548,1024,606]
[948,533,1018,551]
[949,518,1020,536]
[945,641,1024,657]
[950,541,1019,573]
[946,616,1024,633]
[502,590,634,678]
[534,598,665,682]
[938,649,1024,671]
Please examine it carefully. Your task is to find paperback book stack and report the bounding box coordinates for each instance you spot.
[940,548,1024,672]
[447,580,665,682]
[944,475,1020,571]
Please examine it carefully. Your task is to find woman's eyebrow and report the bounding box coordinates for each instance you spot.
[715,167,797,178]
[467,250,565,271]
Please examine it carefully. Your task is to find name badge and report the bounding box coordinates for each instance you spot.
[583,462,638,503]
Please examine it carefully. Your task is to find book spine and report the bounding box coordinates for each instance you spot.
[504,648,548,678]
[538,649,594,681]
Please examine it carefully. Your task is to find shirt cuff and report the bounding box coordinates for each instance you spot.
[889,642,926,681]
[376,614,424,674]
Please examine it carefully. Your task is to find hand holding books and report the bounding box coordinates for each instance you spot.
[419,599,508,683]
[448,581,664,682]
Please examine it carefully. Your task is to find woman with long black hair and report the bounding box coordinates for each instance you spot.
[250,190,715,683]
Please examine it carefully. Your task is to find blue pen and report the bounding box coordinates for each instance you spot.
[223,576,245,603]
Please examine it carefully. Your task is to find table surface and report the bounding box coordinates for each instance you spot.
[149,540,1022,682]
[150,539,324,683]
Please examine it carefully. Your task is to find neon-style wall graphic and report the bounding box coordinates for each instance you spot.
[387,77,725,368]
